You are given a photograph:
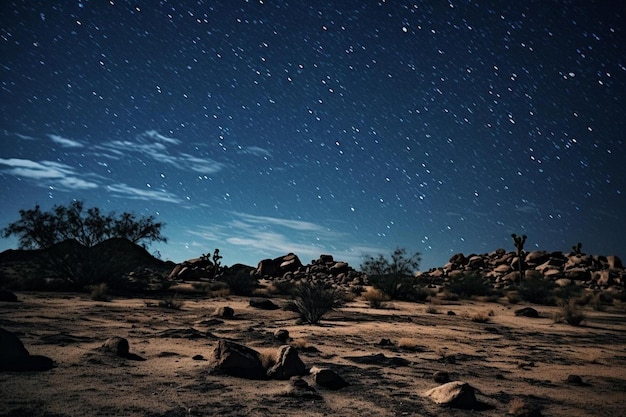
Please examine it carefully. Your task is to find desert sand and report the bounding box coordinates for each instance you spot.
[1,291,626,417]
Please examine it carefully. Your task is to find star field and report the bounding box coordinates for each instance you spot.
[1,1,624,269]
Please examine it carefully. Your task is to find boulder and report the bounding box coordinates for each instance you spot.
[266,345,306,379]
[102,336,130,357]
[607,255,623,269]
[424,381,477,409]
[274,329,290,343]
[0,328,53,372]
[310,366,348,390]
[208,339,266,380]
[565,268,591,281]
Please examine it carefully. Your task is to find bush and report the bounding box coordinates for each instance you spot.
[158,295,184,310]
[361,248,421,300]
[362,287,387,308]
[219,269,257,296]
[290,281,340,324]
[90,283,110,301]
[447,272,492,298]
[554,299,585,326]
[518,275,556,305]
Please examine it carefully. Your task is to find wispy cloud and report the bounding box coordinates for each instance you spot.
[48,134,83,148]
[0,158,98,189]
[106,183,180,203]
[97,130,227,175]
[238,146,272,158]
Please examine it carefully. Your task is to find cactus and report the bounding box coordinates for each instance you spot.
[571,242,582,255]
[511,233,527,287]
[212,248,223,279]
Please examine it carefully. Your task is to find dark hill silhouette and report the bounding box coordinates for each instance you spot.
[0,238,170,291]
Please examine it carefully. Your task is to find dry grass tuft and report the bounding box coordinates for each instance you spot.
[397,338,421,350]
[554,299,585,326]
[90,283,110,302]
[470,310,492,323]
[425,304,438,314]
[158,295,184,310]
[508,397,543,417]
[362,287,388,308]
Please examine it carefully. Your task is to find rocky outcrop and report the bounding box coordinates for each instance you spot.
[417,250,625,292]
[424,381,478,409]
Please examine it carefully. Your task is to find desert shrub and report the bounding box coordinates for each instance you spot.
[158,295,184,310]
[508,397,543,417]
[518,275,556,305]
[362,287,387,308]
[447,272,492,298]
[289,281,340,324]
[506,290,521,304]
[361,248,421,300]
[397,338,421,350]
[590,292,612,311]
[553,284,583,302]
[219,269,257,296]
[425,304,438,314]
[470,310,492,323]
[272,279,295,295]
[554,299,585,326]
[90,283,110,301]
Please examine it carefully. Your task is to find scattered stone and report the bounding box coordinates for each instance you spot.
[424,381,477,409]
[433,370,450,383]
[0,327,54,372]
[157,328,207,339]
[266,345,306,379]
[447,311,456,316]
[274,329,289,343]
[249,298,280,310]
[208,339,266,380]
[310,366,348,390]
[345,353,410,367]
[192,354,205,361]
[378,338,394,346]
[567,374,584,385]
[0,290,18,302]
[213,306,234,319]
[101,336,145,361]
[515,307,539,318]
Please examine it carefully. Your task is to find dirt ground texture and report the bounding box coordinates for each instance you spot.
[1,292,626,417]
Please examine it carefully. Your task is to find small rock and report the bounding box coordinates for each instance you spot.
[102,337,130,357]
[567,374,584,385]
[266,345,306,380]
[378,338,394,346]
[192,354,205,361]
[213,306,234,318]
[515,307,539,318]
[424,381,477,409]
[208,339,266,380]
[249,298,279,310]
[274,329,289,343]
[310,366,348,390]
[447,311,456,316]
[433,371,450,383]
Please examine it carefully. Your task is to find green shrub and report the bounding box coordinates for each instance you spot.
[361,248,421,300]
[290,281,340,324]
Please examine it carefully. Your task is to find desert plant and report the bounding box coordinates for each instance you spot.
[508,397,543,417]
[2,200,166,250]
[362,287,388,308]
[518,275,556,305]
[219,269,257,296]
[90,283,110,301]
[554,299,585,326]
[361,248,421,300]
[158,295,184,310]
[511,233,527,287]
[447,272,492,298]
[571,242,583,255]
[290,281,340,324]
[470,311,491,323]
[425,304,438,314]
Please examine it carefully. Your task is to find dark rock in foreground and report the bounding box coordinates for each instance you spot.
[0,328,54,372]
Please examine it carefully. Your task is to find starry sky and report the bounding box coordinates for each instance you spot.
[1,1,625,270]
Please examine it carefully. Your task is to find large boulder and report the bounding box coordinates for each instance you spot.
[208,339,266,380]
[266,345,306,379]
[0,328,53,371]
[424,381,477,409]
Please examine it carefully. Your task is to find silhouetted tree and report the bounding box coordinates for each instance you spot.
[361,248,421,300]
[2,201,166,249]
[511,233,527,287]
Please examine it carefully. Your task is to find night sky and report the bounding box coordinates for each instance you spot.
[1,1,625,270]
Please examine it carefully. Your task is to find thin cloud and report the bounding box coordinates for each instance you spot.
[233,212,327,232]
[48,134,83,148]
[0,158,98,189]
[139,130,182,145]
[239,146,272,158]
[106,183,180,203]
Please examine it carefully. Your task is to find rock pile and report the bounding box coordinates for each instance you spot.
[417,249,625,292]
[255,253,367,290]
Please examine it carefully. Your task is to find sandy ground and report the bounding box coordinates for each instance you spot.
[1,292,626,417]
